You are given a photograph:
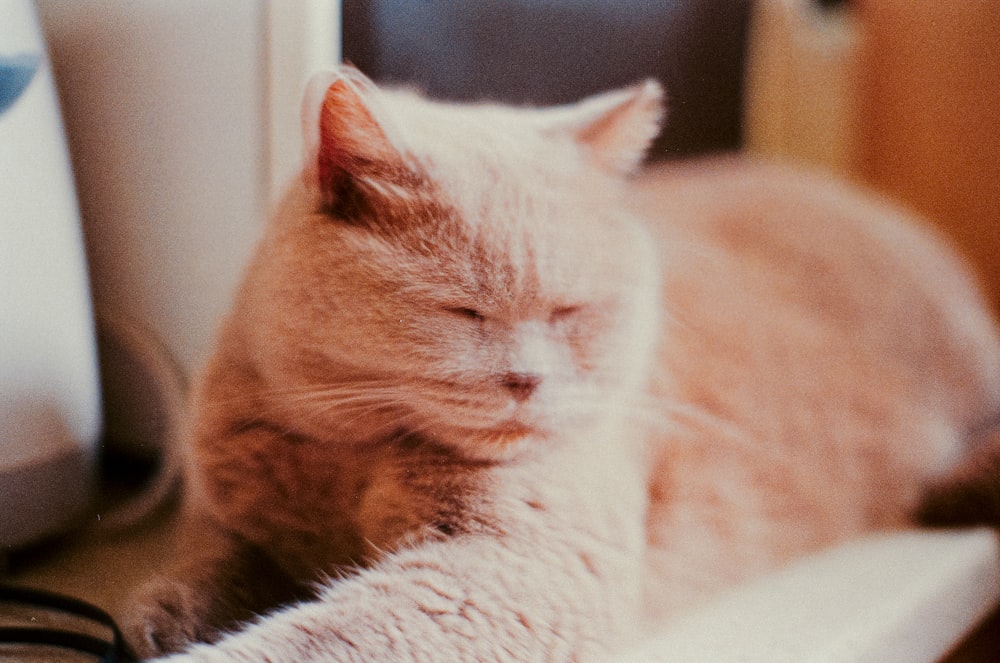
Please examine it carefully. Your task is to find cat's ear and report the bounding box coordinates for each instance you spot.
[300,67,408,212]
[544,80,665,176]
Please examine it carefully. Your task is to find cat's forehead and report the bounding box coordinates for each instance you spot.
[427,167,624,310]
[380,89,590,206]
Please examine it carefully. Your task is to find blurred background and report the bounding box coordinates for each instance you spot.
[343,0,749,160]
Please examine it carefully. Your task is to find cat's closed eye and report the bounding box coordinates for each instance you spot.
[550,305,584,322]
[443,304,587,324]
[445,306,485,322]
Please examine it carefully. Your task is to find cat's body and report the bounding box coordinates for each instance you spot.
[637,161,1000,623]
[127,70,1000,662]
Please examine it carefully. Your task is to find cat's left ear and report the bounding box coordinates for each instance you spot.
[544,80,665,176]
[300,67,407,210]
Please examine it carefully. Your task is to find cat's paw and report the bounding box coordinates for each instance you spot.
[124,576,222,660]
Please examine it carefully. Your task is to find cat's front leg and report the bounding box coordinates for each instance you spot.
[146,520,642,663]
[124,519,302,659]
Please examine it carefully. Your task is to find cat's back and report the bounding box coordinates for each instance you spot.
[633,158,988,326]
[632,158,1000,425]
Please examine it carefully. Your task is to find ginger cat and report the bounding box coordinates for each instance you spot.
[125,68,1000,662]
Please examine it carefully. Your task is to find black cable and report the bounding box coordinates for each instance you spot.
[0,585,135,662]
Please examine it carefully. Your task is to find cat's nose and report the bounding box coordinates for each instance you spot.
[501,372,541,402]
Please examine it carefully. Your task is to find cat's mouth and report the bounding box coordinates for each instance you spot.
[460,421,542,460]
[438,419,543,458]
[481,421,536,441]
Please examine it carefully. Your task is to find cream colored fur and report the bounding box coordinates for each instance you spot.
[125,68,1000,662]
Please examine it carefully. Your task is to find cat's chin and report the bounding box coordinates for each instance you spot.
[434,421,549,463]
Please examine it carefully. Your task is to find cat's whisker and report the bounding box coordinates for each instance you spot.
[313,391,451,442]
[312,396,409,426]
[206,381,403,412]
[544,391,670,429]
[286,386,406,404]
[652,401,820,480]
[232,382,419,437]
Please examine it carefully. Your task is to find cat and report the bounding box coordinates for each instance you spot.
[124,66,1000,662]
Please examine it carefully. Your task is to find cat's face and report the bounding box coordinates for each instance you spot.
[245,70,663,460]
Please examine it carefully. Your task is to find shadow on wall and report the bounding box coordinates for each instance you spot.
[342,0,750,160]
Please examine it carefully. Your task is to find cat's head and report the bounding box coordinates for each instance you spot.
[243,67,663,461]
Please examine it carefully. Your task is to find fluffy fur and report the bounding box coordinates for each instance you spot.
[125,68,1000,662]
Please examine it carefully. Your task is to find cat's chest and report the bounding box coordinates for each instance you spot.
[201,429,487,577]
[353,439,496,549]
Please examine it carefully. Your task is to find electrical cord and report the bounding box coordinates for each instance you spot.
[0,584,136,662]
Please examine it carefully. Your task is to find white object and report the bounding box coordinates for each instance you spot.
[619,529,1000,662]
[0,0,102,548]
[35,0,341,378]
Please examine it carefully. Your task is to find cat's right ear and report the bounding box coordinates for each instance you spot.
[300,68,406,213]
[540,81,665,177]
